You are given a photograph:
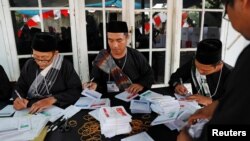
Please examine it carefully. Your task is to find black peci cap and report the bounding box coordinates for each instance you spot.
[195,39,222,65]
[31,32,57,52]
[107,21,128,33]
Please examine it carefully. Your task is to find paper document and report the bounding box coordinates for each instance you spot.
[115,91,138,102]
[0,105,15,117]
[81,89,102,100]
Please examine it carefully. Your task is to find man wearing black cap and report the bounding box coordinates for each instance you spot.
[169,39,232,106]
[84,21,154,94]
[13,32,81,114]
[177,0,250,140]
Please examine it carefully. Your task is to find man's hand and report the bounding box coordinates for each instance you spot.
[126,83,143,94]
[175,84,188,95]
[13,98,29,110]
[29,97,57,114]
[82,82,97,91]
[186,94,212,106]
[188,100,219,125]
[177,127,193,141]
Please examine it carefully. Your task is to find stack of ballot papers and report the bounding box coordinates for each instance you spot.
[121,132,154,141]
[139,90,163,102]
[164,100,201,131]
[74,97,110,109]
[130,100,151,114]
[81,89,102,100]
[0,115,48,141]
[0,105,16,117]
[99,106,132,138]
[115,91,138,102]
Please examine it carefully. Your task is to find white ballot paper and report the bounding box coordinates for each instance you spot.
[121,132,154,141]
[151,111,179,126]
[115,91,138,102]
[139,90,163,102]
[130,100,151,114]
[74,97,95,109]
[89,98,110,109]
[0,105,15,117]
[81,89,102,100]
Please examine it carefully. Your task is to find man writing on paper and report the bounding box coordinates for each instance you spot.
[13,33,81,114]
[177,0,250,140]
[83,21,154,94]
[169,39,232,106]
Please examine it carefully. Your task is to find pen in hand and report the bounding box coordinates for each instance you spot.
[15,90,23,100]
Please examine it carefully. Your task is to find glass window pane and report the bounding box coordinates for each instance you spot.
[105,0,122,8]
[85,0,102,7]
[205,0,223,9]
[135,12,150,49]
[152,52,165,84]
[12,10,41,55]
[43,9,72,53]
[88,54,98,75]
[135,0,150,9]
[153,12,167,48]
[153,0,167,9]
[106,10,122,22]
[86,10,104,51]
[9,0,38,7]
[181,11,202,48]
[180,51,195,67]
[41,0,69,7]
[203,12,222,40]
[183,0,202,9]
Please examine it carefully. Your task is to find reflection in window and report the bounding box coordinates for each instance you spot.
[205,0,223,9]
[152,12,167,48]
[135,0,150,9]
[135,12,150,49]
[41,0,68,7]
[181,12,201,48]
[11,10,41,55]
[153,0,167,9]
[183,0,202,9]
[43,10,72,53]
[85,0,102,7]
[180,51,195,67]
[152,52,165,84]
[203,12,222,40]
[86,11,104,51]
[9,0,38,7]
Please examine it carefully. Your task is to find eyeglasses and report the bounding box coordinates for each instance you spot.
[33,54,54,64]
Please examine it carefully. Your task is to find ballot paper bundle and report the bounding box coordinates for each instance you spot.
[164,101,201,131]
[74,97,110,109]
[139,90,163,102]
[130,100,151,114]
[150,96,180,115]
[115,91,138,102]
[0,115,48,141]
[99,106,132,138]
[81,89,102,100]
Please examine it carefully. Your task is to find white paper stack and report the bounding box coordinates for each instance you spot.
[0,105,16,117]
[130,100,151,114]
[0,115,48,141]
[139,90,163,102]
[74,97,110,109]
[81,89,102,100]
[150,96,180,115]
[121,132,154,141]
[99,106,132,138]
[115,91,138,102]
